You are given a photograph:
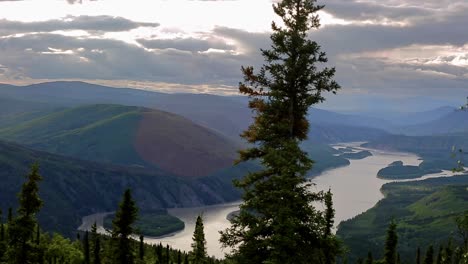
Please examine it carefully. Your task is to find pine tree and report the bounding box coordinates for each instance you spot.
[139,235,144,261]
[424,245,434,264]
[7,163,44,264]
[436,246,442,264]
[155,243,163,263]
[383,221,398,264]
[323,189,340,264]
[0,210,5,261]
[7,208,12,224]
[416,247,421,264]
[456,211,468,251]
[91,222,101,264]
[0,210,4,242]
[191,215,207,264]
[84,231,90,264]
[166,245,170,264]
[444,240,453,264]
[111,189,138,264]
[366,251,373,264]
[219,0,340,263]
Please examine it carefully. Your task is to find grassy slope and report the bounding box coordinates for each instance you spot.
[337,175,468,263]
[0,140,238,237]
[0,104,238,177]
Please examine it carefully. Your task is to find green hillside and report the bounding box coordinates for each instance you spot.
[0,140,239,237]
[337,175,468,263]
[0,96,60,126]
[0,104,239,177]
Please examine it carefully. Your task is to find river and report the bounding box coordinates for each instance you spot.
[79,143,461,258]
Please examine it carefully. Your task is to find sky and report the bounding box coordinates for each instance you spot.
[0,0,466,111]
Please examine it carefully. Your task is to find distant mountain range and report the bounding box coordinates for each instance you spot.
[0,81,251,140]
[396,110,468,136]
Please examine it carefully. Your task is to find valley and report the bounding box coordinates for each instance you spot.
[0,81,466,263]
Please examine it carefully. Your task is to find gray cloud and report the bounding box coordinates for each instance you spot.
[0,0,467,99]
[0,16,159,36]
[137,37,235,52]
[66,0,98,4]
[0,33,250,85]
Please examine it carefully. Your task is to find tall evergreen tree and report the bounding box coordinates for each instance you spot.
[166,245,170,264]
[139,235,144,261]
[416,247,421,264]
[111,189,138,264]
[7,208,12,224]
[436,246,442,264]
[220,0,340,263]
[191,215,207,264]
[7,163,43,264]
[366,251,373,264]
[0,210,5,262]
[456,211,468,251]
[323,189,340,264]
[155,243,163,264]
[91,222,101,264]
[424,245,434,264]
[0,210,4,242]
[383,221,398,264]
[83,231,90,264]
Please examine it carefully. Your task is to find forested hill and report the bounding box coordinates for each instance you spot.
[0,140,241,237]
[0,104,239,177]
[364,133,468,154]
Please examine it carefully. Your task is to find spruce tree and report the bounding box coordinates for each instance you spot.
[0,210,5,262]
[416,247,421,264]
[7,163,43,264]
[323,189,340,264]
[166,244,170,264]
[219,0,340,263]
[139,235,144,261]
[91,222,101,264]
[366,251,373,264]
[191,215,207,264]
[7,208,12,224]
[424,245,434,264]
[0,210,4,242]
[156,243,163,263]
[436,246,442,264]
[383,221,398,264]
[111,189,138,264]
[84,231,90,264]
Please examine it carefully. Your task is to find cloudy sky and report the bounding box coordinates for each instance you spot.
[0,0,466,110]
